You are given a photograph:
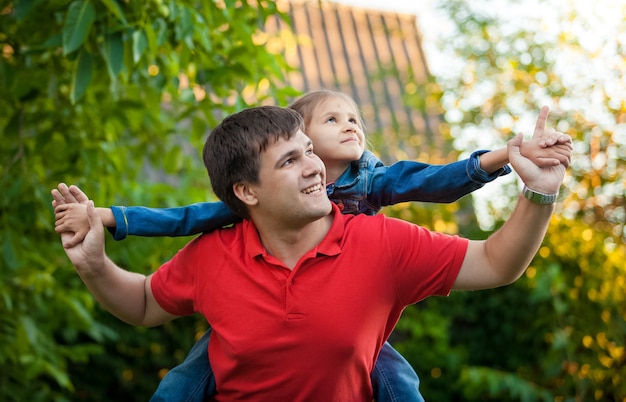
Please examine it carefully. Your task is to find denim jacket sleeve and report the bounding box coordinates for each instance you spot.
[366,150,511,210]
[108,201,240,241]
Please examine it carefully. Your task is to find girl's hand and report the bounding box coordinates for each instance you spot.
[520,138,572,168]
[52,183,90,247]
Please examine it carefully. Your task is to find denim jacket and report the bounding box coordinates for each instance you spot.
[329,149,510,215]
[109,150,510,240]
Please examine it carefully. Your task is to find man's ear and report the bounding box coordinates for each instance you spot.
[233,182,259,207]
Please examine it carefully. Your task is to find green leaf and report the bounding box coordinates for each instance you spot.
[20,33,62,53]
[62,0,96,55]
[0,59,13,95]
[143,22,157,55]
[132,29,148,64]
[63,297,93,328]
[43,361,73,390]
[163,145,183,173]
[153,18,168,46]
[100,0,127,25]
[193,12,212,53]
[2,237,17,270]
[19,316,39,346]
[12,0,42,21]
[174,4,193,44]
[102,32,124,80]
[70,49,94,104]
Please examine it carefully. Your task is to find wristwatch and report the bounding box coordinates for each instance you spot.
[522,185,558,204]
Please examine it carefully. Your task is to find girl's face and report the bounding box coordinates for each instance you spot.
[305,96,365,177]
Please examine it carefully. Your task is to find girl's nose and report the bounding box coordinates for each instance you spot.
[343,122,356,132]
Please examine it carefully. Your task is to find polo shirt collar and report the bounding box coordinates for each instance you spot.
[244,203,344,260]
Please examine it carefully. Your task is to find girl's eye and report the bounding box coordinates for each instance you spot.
[349,118,358,124]
[325,116,336,123]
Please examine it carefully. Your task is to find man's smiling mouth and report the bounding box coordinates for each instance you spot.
[302,184,323,194]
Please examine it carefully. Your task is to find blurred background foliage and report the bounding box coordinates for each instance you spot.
[0,0,624,401]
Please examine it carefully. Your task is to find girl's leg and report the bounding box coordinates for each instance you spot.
[150,328,216,402]
[371,341,425,402]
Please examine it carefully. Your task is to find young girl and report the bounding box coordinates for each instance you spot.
[54,90,572,401]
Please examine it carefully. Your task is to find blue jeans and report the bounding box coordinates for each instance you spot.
[371,340,425,402]
[150,329,424,402]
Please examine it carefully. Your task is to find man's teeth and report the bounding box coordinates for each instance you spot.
[303,184,322,194]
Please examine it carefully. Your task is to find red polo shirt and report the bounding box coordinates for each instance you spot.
[151,204,467,401]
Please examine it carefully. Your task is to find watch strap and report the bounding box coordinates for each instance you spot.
[522,185,558,204]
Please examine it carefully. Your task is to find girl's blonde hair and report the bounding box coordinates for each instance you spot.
[288,89,366,133]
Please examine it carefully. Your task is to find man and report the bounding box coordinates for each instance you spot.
[53,105,568,401]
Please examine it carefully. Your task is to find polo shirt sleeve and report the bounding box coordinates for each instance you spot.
[150,237,202,316]
[383,217,468,305]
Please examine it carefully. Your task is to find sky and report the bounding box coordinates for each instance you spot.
[333,0,625,81]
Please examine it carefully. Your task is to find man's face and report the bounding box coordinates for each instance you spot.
[249,129,332,225]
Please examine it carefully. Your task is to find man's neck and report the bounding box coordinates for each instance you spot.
[324,161,352,184]
[253,214,334,270]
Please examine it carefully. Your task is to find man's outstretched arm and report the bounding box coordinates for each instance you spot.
[453,106,569,290]
[52,184,178,327]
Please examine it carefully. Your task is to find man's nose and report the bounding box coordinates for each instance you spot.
[303,154,324,176]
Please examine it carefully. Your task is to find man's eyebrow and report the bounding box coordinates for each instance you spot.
[275,139,313,167]
[274,148,300,168]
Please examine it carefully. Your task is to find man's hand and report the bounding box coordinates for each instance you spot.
[508,107,568,195]
[52,184,106,275]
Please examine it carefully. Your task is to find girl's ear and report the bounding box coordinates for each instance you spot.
[233,182,259,207]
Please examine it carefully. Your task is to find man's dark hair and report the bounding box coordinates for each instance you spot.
[203,106,305,219]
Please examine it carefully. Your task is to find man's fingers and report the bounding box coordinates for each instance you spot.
[532,106,550,139]
[61,231,81,248]
[57,183,78,203]
[63,233,82,248]
[51,189,66,206]
[507,133,523,158]
[87,200,102,229]
[69,185,90,204]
